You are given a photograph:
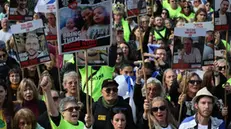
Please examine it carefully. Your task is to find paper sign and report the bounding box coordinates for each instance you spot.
[57,0,112,54]
[183,22,214,31]
[174,28,206,37]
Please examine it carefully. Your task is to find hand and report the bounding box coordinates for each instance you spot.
[157,58,165,66]
[135,68,142,83]
[40,76,52,92]
[143,99,151,120]
[178,94,186,105]
[224,83,231,94]
[85,114,94,128]
[221,107,228,117]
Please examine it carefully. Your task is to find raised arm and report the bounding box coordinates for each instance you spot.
[40,76,59,117]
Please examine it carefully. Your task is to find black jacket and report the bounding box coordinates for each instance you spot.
[92,96,136,129]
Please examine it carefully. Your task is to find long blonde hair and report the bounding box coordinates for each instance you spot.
[149,97,178,129]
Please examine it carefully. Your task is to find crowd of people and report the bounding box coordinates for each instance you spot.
[0,0,231,129]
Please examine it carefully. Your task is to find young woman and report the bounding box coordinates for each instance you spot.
[110,107,128,129]
[194,8,207,22]
[13,108,44,129]
[7,68,22,101]
[0,79,14,129]
[178,3,195,22]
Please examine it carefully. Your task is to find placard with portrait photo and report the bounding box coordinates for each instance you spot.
[172,27,207,69]
[57,0,112,54]
[11,19,51,67]
[9,0,36,21]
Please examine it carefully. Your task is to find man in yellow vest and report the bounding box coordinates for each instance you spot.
[153,16,171,43]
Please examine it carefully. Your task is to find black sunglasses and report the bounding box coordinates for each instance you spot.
[151,105,166,112]
[105,87,118,94]
[63,106,80,112]
[218,66,228,71]
[188,80,202,85]
[184,6,190,9]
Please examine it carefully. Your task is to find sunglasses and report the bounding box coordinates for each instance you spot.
[63,106,80,112]
[52,96,59,101]
[151,105,166,112]
[188,80,202,85]
[162,12,167,14]
[19,121,31,126]
[218,66,228,71]
[0,54,6,58]
[184,6,190,9]
[105,87,118,94]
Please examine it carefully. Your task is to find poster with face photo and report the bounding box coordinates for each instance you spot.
[214,0,230,30]
[126,0,147,17]
[9,0,36,21]
[76,47,109,66]
[182,22,215,66]
[11,19,50,68]
[172,28,206,69]
[57,0,112,54]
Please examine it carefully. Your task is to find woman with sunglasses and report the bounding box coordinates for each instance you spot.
[178,3,195,22]
[139,97,178,129]
[177,72,202,122]
[13,108,44,129]
[40,75,93,129]
[161,8,170,20]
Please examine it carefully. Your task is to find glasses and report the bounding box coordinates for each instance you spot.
[184,6,190,9]
[151,105,166,112]
[218,66,228,71]
[0,54,6,58]
[105,87,118,94]
[188,80,202,85]
[52,96,59,101]
[63,106,80,112]
[162,12,167,14]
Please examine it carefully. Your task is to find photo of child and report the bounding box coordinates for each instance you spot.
[87,5,110,39]
[61,18,78,34]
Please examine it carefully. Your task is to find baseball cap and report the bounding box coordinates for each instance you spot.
[102,79,119,88]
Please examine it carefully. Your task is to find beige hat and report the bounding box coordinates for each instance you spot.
[192,87,218,107]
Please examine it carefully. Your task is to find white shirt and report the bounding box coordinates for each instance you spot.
[198,124,208,129]
[0,29,12,43]
[183,48,201,63]
[162,125,172,129]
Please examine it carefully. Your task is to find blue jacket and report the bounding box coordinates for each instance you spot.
[179,115,225,129]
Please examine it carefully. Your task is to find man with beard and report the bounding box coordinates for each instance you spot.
[25,33,44,60]
[153,16,171,43]
[179,87,225,129]
[215,0,231,26]
[14,0,28,16]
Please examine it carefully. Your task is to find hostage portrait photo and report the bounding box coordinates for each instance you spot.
[58,0,112,53]
[13,29,50,64]
[9,0,36,21]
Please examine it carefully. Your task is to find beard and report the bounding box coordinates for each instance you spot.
[197,108,212,118]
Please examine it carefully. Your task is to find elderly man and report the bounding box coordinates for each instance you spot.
[179,87,226,129]
[92,79,136,129]
[40,75,93,129]
[179,38,202,63]
[0,18,12,43]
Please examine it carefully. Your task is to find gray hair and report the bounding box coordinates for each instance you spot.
[142,77,166,97]
[59,96,81,112]
[62,71,78,86]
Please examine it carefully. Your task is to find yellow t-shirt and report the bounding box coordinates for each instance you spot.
[0,110,6,129]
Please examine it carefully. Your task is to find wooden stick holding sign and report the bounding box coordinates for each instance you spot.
[224,30,229,122]
[56,47,62,94]
[37,65,41,79]
[85,50,90,115]
[75,52,81,101]
[178,71,188,124]
[137,16,151,129]
[90,68,93,115]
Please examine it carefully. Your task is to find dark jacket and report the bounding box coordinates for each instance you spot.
[92,96,136,129]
